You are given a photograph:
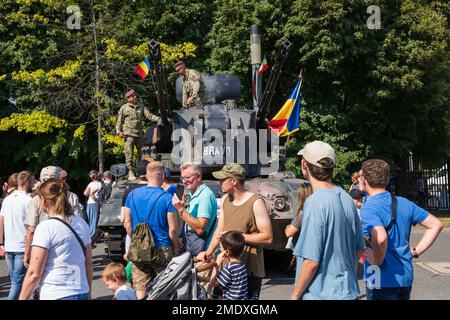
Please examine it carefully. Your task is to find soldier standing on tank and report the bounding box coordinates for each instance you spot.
[173,61,210,108]
[116,89,160,180]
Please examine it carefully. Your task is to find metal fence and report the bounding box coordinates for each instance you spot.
[388,154,449,211]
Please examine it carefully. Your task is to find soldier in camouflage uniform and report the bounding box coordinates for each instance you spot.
[116,89,160,180]
[174,61,210,108]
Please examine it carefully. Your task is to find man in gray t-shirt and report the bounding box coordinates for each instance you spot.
[291,141,365,300]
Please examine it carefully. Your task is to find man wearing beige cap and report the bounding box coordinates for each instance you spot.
[116,89,160,180]
[291,141,365,300]
[196,163,273,300]
[173,61,209,108]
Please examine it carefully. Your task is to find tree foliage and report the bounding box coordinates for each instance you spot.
[0,0,448,189]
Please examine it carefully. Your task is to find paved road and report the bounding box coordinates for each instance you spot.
[1,227,449,300]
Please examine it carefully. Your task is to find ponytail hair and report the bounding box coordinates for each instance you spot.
[39,178,73,220]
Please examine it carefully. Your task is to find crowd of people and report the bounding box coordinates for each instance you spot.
[0,140,445,300]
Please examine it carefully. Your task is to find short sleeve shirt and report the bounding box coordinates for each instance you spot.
[216,262,248,300]
[87,181,101,204]
[294,187,365,300]
[360,192,429,287]
[125,186,176,247]
[187,184,218,247]
[115,284,137,300]
[0,190,30,252]
[32,215,91,300]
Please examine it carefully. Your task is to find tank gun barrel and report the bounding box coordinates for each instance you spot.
[257,40,293,127]
[148,40,170,124]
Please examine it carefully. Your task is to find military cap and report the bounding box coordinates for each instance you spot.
[125,89,136,99]
[212,163,246,180]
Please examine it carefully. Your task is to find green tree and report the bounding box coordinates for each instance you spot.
[283,0,449,185]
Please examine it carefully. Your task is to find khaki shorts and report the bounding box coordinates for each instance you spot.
[132,247,173,293]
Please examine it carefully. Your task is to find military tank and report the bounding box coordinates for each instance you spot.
[98,27,305,264]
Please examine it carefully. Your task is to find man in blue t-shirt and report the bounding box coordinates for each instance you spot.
[292,141,365,300]
[359,159,443,300]
[123,161,179,299]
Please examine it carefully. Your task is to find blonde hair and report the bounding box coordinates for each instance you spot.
[141,155,155,163]
[146,161,165,172]
[102,262,126,283]
[296,182,313,216]
[180,162,202,177]
[18,171,33,187]
[39,178,73,219]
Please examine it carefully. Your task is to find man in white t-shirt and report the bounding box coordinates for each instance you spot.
[0,171,34,300]
[83,170,102,237]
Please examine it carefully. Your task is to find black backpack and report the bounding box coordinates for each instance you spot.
[97,181,113,205]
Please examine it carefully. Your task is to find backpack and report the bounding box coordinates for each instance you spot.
[97,181,113,205]
[127,190,166,265]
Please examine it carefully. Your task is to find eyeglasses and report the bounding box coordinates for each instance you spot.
[25,173,34,185]
[180,173,199,182]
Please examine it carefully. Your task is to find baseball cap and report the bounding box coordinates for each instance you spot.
[136,160,149,177]
[297,140,336,168]
[349,188,365,199]
[212,163,245,180]
[40,166,61,182]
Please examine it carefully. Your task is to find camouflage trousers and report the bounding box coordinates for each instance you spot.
[123,135,143,176]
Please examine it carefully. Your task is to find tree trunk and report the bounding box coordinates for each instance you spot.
[91,0,104,173]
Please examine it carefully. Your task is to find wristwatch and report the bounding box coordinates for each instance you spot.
[412,247,419,259]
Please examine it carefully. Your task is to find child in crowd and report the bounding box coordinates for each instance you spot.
[349,171,361,191]
[102,262,137,300]
[285,182,313,239]
[349,188,365,216]
[198,231,248,300]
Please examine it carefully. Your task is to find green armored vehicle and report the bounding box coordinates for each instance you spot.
[98,33,305,266]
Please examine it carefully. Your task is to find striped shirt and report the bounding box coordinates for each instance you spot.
[216,262,248,300]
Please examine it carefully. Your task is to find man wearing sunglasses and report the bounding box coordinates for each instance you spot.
[116,89,160,180]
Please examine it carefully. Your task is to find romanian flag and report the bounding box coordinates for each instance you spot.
[267,78,302,137]
[258,54,268,74]
[134,57,150,79]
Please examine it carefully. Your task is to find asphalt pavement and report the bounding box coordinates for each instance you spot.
[1,227,449,300]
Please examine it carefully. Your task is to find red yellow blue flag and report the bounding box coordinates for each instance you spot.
[268,77,302,137]
[134,57,150,79]
[258,54,268,74]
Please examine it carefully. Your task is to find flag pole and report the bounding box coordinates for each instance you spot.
[284,69,303,147]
